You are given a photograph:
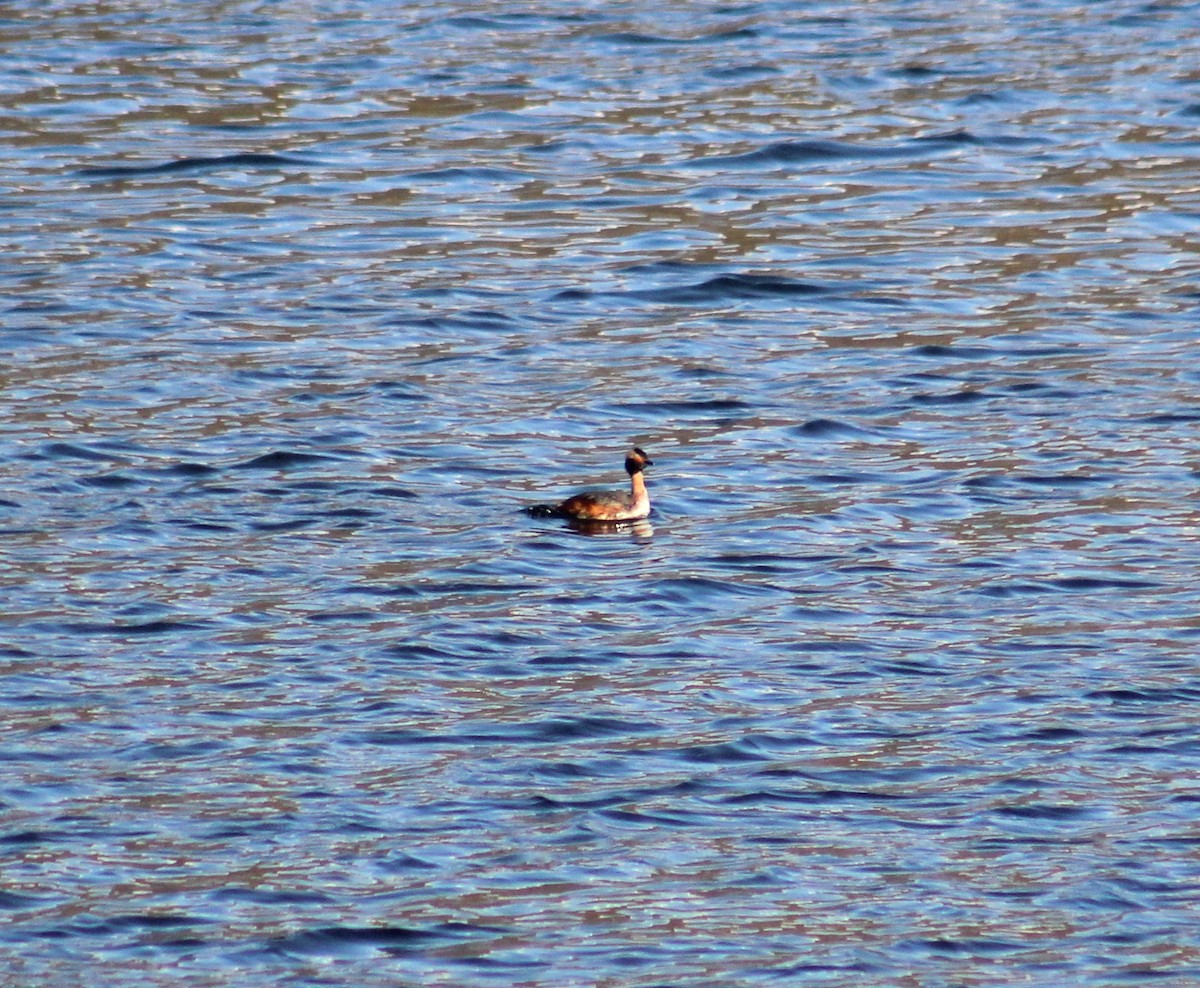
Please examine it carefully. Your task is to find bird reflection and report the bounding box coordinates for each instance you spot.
[567,517,654,539]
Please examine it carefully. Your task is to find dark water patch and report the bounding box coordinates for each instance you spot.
[269,923,470,958]
[247,517,317,533]
[1,830,59,846]
[1088,687,1200,704]
[1000,382,1082,399]
[359,715,650,748]
[809,471,889,486]
[445,14,557,30]
[727,785,903,805]
[901,938,1026,957]
[909,343,999,360]
[34,913,213,941]
[404,165,531,183]
[610,397,753,415]
[676,364,735,380]
[753,960,883,978]
[232,450,339,471]
[689,138,886,167]
[78,152,314,177]
[185,483,241,496]
[632,273,828,304]
[878,658,948,677]
[305,609,374,623]
[430,580,537,595]
[526,652,618,668]
[995,803,1098,821]
[891,63,947,79]
[707,551,819,574]
[171,519,237,533]
[78,472,140,489]
[372,485,419,499]
[589,30,757,47]
[524,791,625,812]
[786,638,885,654]
[1024,726,1086,741]
[976,575,1157,598]
[1049,576,1159,592]
[556,272,828,305]
[962,474,1009,490]
[374,853,440,873]
[40,442,126,463]
[322,505,379,519]
[340,583,421,599]
[380,642,475,663]
[908,388,994,406]
[598,806,702,828]
[1141,410,1200,423]
[1015,472,1108,487]
[163,461,220,477]
[791,417,872,437]
[705,62,780,80]
[120,739,227,761]
[653,576,782,603]
[53,619,206,636]
[672,740,769,764]
[0,890,55,910]
[687,132,979,169]
[370,380,428,401]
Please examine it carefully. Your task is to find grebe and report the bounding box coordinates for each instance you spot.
[528,448,653,521]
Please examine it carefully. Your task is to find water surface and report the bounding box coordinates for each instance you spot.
[4,1,1200,984]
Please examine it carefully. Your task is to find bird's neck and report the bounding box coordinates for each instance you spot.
[629,470,648,503]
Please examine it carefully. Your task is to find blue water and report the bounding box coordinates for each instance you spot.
[3,1,1200,984]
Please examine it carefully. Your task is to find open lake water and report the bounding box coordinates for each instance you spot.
[4,1,1200,984]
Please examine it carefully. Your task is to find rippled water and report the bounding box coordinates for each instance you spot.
[5,1,1200,984]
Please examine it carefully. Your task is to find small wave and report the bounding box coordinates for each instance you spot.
[687,130,1004,170]
[1015,473,1107,487]
[1087,687,1200,704]
[404,166,529,182]
[78,152,313,177]
[0,890,53,909]
[271,924,461,957]
[41,441,124,462]
[995,803,1094,820]
[232,450,337,471]
[359,715,649,748]
[591,31,692,46]
[691,139,881,167]
[632,273,828,303]
[57,619,205,636]
[248,517,317,533]
[212,887,334,905]
[809,471,888,486]
[555,272,828,306]
[1142,410,1200,423]
[164,462,220,477]
[979,575,1157,597]
[909,389,993,406]
[78,473,140,489]
[791,418,869,437]
[706,62,780,80]
[673,740,769,764]
[1048,576,1159,592]
[909,343,997,359]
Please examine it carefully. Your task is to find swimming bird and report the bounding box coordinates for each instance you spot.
[527,448,653,521]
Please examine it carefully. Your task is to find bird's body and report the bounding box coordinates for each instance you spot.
[528,448,653,522]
